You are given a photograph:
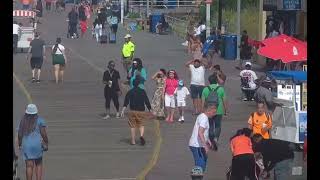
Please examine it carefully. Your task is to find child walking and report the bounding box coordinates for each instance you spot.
[174,80,190,123]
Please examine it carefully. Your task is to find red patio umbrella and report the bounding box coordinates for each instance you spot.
[257,34,307,63]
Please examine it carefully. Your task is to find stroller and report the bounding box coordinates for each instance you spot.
[13,146,20,180]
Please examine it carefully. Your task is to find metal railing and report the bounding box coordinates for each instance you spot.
[127,0,199,15]
[129,0,199,8]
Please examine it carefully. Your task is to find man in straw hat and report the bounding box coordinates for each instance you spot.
[122,34,135,78]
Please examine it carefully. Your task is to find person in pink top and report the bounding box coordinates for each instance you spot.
[164,70,179,122]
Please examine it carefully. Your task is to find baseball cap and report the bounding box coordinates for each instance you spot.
[178,80,184,86]
[124,34,131,38]
[25,104,38,115]
[245,62,252,66]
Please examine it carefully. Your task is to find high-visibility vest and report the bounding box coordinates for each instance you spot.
[122,41,135,58]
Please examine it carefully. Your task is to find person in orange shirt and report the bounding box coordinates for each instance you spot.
[229,128,258,180]
[248,102,272,139]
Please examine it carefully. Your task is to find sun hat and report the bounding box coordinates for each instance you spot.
[25,104,38,115]
[245,62,252,66]
[124,34,132,38]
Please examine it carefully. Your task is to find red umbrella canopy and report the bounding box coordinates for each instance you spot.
[257,34,307,63]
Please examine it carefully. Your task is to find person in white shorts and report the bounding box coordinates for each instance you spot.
[174,80,190,123]
[164,70,179,122]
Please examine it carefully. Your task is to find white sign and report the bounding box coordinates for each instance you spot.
[277,85,301,111]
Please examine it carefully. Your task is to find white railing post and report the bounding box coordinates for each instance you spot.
[121,0,124,24]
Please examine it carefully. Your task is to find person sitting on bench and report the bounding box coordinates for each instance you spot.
[156,14,169,34]
[240,62,258,101]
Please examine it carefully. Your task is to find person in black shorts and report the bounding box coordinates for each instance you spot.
[27,33,46,83]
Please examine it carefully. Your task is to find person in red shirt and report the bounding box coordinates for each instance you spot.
[164,70,179,122]
[230,128,258,180]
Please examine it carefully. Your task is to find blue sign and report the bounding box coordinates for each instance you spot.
[298,112,307,142]
[283,0,301,10]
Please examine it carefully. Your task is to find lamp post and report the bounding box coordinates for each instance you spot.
[121,0,124,24]
[236,0,241,61]
[205,0,212,38]
[218,0,222,30]
[147,0,150,17]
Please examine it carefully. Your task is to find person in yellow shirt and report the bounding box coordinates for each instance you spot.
[122,34,135,78]
[248,102,272,139]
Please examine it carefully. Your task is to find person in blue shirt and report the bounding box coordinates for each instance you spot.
[16,104,48,180]
[128,58,147,89]
[202,30,217,70]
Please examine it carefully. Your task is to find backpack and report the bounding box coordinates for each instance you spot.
[250,112,271,135]
[205,85,221,107]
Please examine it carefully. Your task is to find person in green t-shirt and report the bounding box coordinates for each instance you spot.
[201,74,228,151]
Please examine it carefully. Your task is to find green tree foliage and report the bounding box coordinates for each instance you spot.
[199,0,259,28]
[222,0,258,10]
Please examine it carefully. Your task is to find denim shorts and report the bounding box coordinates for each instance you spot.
[190,85,205,99]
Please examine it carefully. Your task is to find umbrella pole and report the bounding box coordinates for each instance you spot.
[293,80,297,111]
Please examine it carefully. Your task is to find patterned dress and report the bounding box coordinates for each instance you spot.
[151,77,165,117]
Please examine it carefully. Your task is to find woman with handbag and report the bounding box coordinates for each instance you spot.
[17,104,49,180]
[52,37,67,84]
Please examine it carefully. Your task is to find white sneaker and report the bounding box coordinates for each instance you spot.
[181,116,184,121]
[182,41,188,46]
[103,114,110,119]
[178,117,182,122]
[116,113,120,118]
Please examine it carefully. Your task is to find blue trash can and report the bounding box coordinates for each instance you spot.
[150,14,162,33]
[220,35,227,58]
[224,35,237,60]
